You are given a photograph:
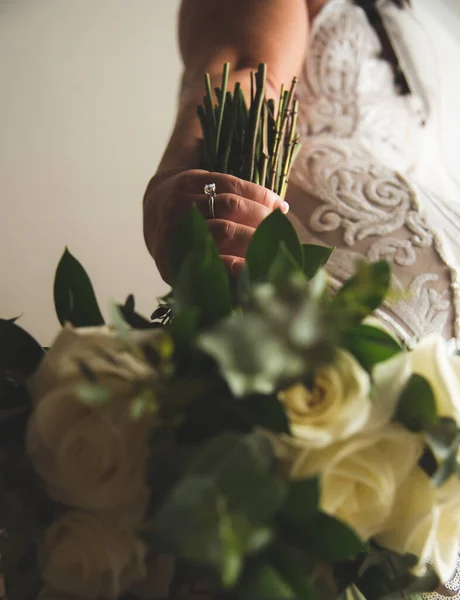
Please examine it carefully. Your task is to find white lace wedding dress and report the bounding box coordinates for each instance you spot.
[288,0,460,350]
[285,1,460,597]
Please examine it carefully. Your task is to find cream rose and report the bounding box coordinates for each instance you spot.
[278,349,372,448]
[270,425,423,540]
[409,335,460,424]
[27,326,155,511]
[42,510,147,600]
[375,468,460,583]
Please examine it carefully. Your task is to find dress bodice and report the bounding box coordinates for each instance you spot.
[288,0,460,347]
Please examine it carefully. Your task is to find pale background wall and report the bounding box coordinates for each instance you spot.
[0,0,179,345]
[1,0,459,345]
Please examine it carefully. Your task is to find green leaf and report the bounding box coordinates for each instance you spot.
[54,248,104,327]
[188,432,286,523]
[302,244,334,280]
[149,476,242,586]
[281,478,320,526]
[0,319,44,383]
[172,207,232,326]
[270,543,318,600]
[394,374,438,432]
[167,308,199,353]
[150,475,272,588]
[169,205,212,283]
[267,241,303,286]
[286,513,364,562]
[239,564,297,600]
[344,324,402,370]
[237,394,291,435]
[117,295,156,329]
[246,209,303,282]
[331,261,391,328]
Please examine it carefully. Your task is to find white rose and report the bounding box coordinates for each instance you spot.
[27,326,154,511]
[375,468,460,583]
[409,335,460,424]
[42,510,147,600]
[28,325,154,401]
[270,425,423,540]
[278,349,372,448]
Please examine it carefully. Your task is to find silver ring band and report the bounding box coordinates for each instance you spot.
[204,183,216,219]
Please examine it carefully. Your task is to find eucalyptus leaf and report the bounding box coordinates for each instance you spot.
[198,276,335,397]
[188,432,286,523]
[54,248,104,327]
[245,209,303,282]
[149,476,243,586]
[394,374,438,432]
[302,244,334,280]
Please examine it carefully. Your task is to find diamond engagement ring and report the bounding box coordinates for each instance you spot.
[204,183,216,219]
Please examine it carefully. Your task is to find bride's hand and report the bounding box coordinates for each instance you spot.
[143,169,289,283]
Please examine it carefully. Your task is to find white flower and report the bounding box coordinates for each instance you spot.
[269,425,423,541]
[409,335,460,424]
[278,349,372,448]
[27,326,154,512]
[375,468,460,583]
[42,511,147,600]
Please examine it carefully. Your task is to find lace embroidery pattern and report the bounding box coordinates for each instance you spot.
[291,0,458,346]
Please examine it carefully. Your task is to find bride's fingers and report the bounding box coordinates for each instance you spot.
[182,170,289,213]
[194,193,272,228]
[220,255,245,277]
[207,220,256,258]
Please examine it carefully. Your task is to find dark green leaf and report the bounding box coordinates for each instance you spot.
[239,564,297,600]
[394,375,438,432]
[54,248,104,327]
[267,241,304,286]
[287,513,364,562]
[124,294,135,313]
[281,478,320,527]
[269,540,318,600]
[170,205,212,283]
[237,394,291,435]
[172,208,232,326]
[344,324,402,370]
[188,432,286,523]
[117,295,155,329]
[167,308,199,353]
[246,209,303,282]
[331,262,391,328]
[0,319,44,383]
[302,244,334,280]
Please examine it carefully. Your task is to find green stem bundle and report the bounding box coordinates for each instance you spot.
[197,63,301,199]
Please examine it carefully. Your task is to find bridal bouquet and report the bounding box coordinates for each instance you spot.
[2,64,460,600]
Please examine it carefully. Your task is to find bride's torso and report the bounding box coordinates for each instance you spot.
[288,0,460,346]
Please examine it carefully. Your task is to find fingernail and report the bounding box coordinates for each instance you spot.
[231,260,243,277]
[281,201,290,214]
